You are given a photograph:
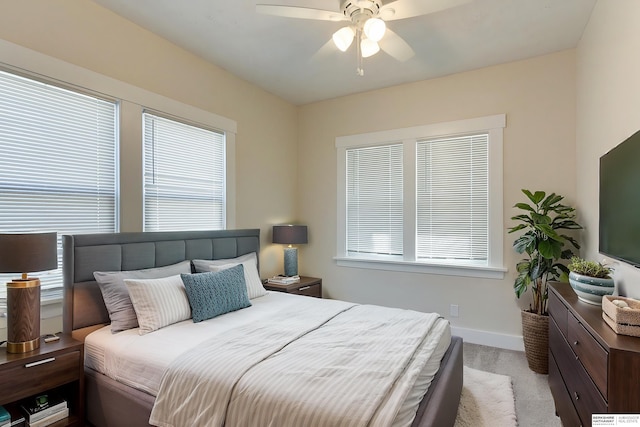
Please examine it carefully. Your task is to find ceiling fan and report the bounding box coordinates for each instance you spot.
[256,0,471,76]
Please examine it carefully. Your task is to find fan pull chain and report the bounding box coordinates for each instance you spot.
[356,28,364,76]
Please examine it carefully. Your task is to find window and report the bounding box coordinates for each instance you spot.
[143,113,226,232]
[0,70,118,300]
[416,134,488,262]
[336,114,506,279]
[346,144,403,257]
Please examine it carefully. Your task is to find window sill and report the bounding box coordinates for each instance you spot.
[334,256,507,279]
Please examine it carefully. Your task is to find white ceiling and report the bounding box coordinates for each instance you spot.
[91,0,596,105]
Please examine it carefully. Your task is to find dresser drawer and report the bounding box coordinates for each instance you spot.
[291,283,322,298]
[568,313,608,399]
[0,350,81,404]
[549,291,569,338]
[549,350,583,427]
[553,322,607,426]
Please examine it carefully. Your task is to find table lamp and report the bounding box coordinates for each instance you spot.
[0,232,57,353]
[272,225,308,277]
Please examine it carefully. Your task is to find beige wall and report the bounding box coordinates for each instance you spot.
[0,1,586,347]
[576,0,640,298]
[0,0,298,277]
[298,50,577,346]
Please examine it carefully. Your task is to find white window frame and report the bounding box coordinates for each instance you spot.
[336,114,506,279]
[0,69,119,302]
[142,111,227,232]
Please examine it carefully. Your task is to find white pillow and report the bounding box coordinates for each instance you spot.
[192,252,257,271]
[94,260,192,333]
[124,275,192,335]
[193,253,266,299]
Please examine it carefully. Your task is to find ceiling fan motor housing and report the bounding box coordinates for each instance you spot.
[342,0,383,25]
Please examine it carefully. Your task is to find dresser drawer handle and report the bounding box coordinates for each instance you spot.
[573,340,579,346]
[25,357,56,368]
[298,286,311,291]
[574,392,580,401]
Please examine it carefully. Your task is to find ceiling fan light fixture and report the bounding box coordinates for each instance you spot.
[360,37,380,58]
[333,26,355,52]
[363,18,386,42]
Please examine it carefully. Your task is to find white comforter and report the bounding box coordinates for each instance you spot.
[149,297,445,427]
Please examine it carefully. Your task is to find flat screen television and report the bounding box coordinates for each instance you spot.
[599,129,640,267]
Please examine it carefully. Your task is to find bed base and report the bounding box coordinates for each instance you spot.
[85,336,462,427]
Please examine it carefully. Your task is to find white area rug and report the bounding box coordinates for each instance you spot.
[454,366,518,427]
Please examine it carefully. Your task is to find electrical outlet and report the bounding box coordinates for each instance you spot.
[450,304,459,318]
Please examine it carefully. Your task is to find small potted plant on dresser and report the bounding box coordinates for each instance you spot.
[567,256,614,305]
[509,190,582,374]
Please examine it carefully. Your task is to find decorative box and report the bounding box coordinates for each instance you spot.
[602,295,640,337]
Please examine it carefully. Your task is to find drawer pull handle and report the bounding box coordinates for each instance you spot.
[298,286,311,291]
[25,357,56,368]
[573,340,579,346]
[574,392,580,401]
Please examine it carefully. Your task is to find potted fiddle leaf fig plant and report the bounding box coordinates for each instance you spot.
[508,189,582,374]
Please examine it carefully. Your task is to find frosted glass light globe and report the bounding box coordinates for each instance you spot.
[360,38,380,57]
[332,27,355,52]
[363,18,386,42]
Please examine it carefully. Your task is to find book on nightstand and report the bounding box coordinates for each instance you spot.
[0,406,10,427]
[27,408,68,427]
[267,275,300,285]
[19,393,67,425]
[7,407,25,427]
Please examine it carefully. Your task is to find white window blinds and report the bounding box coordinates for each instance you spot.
[346,144,403,256]
[416,134,488,262]
[0,70,118,299]
[143,113,226,232]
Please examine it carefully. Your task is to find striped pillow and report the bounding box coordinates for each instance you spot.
[124,275,192,335]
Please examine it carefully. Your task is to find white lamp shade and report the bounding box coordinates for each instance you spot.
[360,38,380,58]
[363,18,386,42]
[333,27,355,52]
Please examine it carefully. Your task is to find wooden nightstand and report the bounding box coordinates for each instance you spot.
[264,276,322,298]
[0,335,84,426]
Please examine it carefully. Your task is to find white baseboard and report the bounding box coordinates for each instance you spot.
[451,326,524,351]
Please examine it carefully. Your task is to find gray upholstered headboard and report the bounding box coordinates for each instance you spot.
[62,229,260,337]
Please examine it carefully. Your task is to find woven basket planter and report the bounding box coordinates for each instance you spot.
[521,310,549,374]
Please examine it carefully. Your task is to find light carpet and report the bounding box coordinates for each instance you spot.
[454,366,518,427]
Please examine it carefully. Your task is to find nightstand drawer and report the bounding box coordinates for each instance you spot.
[264,276,322,298]
[0,350,81,404]
[292,283,321,298]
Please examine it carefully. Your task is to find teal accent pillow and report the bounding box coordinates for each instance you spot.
[181,264,251,323]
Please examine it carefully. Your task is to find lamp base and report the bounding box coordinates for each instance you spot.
[283,247,298,277]
[6,278,41,354]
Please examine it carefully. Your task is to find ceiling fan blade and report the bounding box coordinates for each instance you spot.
[379,29,414,62]
[310,39,339,64]
[380,0,472,21]
[256,4,345,21]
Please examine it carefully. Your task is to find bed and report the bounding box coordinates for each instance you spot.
[62,229,462,427]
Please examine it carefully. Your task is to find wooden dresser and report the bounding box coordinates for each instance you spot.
[548,282,640,427]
